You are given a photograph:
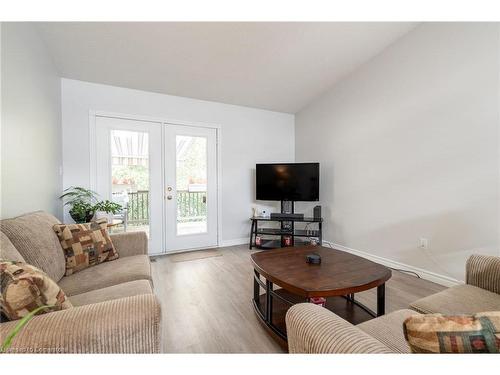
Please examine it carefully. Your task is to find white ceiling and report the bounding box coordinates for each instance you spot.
[38,22,417,113]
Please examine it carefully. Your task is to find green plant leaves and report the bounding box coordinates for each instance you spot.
[60,186,99,206]
[94,200,122,214]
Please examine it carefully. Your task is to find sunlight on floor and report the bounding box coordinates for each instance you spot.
[110,221,207,237]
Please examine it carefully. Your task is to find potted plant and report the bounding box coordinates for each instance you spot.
[60,187,98,223]
[60,187,122,224]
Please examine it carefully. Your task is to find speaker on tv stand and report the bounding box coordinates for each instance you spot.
[313,205,321,220]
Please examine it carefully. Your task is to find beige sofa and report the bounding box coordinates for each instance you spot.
[0,211,161,353]
[286,254,500,353]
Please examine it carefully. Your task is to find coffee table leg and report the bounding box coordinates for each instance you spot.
[377,284,386,316]
[265,280,273,322]
[254,272,260,308]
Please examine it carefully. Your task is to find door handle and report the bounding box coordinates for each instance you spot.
[166,186,173,200]
[202,196,206,204]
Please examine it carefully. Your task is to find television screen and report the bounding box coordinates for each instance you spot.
[256,163,319,201]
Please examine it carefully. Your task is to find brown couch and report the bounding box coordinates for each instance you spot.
[0,211,161,353]
[286,254,500,353]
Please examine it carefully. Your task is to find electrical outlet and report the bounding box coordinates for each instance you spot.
[419,238,429,249]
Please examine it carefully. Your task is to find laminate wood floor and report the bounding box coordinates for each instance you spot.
[151,245,446,353]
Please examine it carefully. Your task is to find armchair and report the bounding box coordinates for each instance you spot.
[410,254,500,315]
[465,254,500,295]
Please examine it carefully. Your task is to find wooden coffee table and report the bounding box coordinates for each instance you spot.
[251,245,392,346]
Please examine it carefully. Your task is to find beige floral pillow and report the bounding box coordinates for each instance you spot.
[0,261,73,321]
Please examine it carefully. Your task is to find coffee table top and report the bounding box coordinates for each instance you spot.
[251,246,392,297]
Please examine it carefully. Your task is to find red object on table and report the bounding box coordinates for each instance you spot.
[309,297,326,307]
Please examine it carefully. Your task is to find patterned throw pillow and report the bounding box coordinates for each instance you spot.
[403,312,500,353]
[0,261,73,321]
[53,219,119,276]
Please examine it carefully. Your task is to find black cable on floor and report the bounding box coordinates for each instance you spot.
[322,241,421,278]
[388,267,421,278]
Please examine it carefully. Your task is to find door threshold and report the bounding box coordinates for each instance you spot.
[161,245,219,255]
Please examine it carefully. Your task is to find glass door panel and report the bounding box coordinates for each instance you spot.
[110,129,150,237]
[176,135,208,235]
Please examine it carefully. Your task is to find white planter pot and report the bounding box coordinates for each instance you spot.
[94,211,114,223]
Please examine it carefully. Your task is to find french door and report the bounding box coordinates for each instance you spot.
[164,125,217,251]
[94,116,218,255]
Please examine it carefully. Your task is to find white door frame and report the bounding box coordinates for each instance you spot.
[89,110,222,254]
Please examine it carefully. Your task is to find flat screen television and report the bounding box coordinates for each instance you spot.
[256,163,319,201]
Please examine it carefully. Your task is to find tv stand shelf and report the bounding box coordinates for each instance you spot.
[251,216,321,223]
[256,228,321,237]
[249,216,323,250]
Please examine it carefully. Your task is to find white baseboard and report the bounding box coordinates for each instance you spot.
[323,240,461,287]
[219,237,249,248]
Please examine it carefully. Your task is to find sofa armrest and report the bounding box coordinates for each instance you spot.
[110,231,148,257]
[0,294,160,353]
[466,254,500,294]
[285,303,392,354]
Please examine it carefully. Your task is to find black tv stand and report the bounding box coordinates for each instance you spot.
[249,201,322,250]
[270,213,304,220]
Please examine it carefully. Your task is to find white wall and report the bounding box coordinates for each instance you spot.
[295,23,500,282]
[1,23,62,219]
[61,79,294,244]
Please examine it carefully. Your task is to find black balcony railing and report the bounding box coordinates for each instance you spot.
[177,190,207,222]
[126,190,206,225]
[127,190,149,225]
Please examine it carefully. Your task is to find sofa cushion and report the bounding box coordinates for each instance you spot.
[0,232,25,263]
[0,261,73,321]
[69,280,153,306]
[110,231,148,257]
[357,309,419,353]
[53,219,119,276]
[0,211,66,282]
[403,311,500,353]
[58,254,151,296]
[410,284,500,315]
